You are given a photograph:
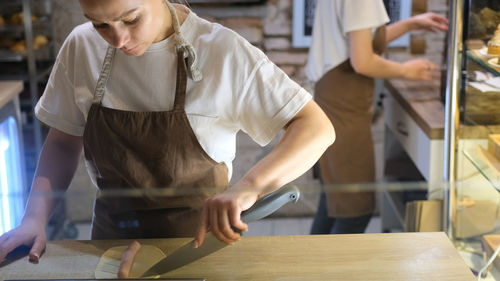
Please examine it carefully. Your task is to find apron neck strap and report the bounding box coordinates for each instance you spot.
[93,46,116,104]
[167,0,182,35]
[166,1,202,82]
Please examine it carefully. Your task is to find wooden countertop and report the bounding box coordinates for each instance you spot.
[384,77,445,139]
[0,233,475,281]
[0,81,23,109]
[383,50,445,140]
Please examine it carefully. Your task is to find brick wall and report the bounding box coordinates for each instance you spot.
[191,0,310,88]
[52,0,449,89]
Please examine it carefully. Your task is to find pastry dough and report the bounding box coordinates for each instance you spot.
[95,245,165,279]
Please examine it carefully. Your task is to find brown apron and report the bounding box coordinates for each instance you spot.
[314,26,387,217]
[83,6,228,239]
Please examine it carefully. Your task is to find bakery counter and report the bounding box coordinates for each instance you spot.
[0,233,476,281]
[382,54,445,193]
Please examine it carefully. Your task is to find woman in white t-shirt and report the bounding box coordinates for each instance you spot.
[0,0,335,265]
[305,0,448,234]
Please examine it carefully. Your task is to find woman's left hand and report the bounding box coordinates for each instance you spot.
[194,187,259,247]
[409,12,449,33]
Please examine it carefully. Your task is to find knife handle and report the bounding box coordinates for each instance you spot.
[240,185,300,224]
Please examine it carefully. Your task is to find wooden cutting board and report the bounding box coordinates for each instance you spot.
[0,233,475,281]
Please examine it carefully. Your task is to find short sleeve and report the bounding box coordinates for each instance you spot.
[235,58,312,146]
[35,36,86,136]
[341,0,390,35]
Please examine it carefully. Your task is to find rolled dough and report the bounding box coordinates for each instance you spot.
[95,245,166,278]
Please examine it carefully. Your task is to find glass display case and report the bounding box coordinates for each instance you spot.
[445,0,500,279]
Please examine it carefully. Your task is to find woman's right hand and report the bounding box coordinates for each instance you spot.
[0,218,47,264]
[402,59,439,81]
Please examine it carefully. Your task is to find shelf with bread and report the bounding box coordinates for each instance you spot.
[463,24,500,127]
[463,135,500,192]
[467,23,500,76]
[0,14,51,33]
[0,36,52,62]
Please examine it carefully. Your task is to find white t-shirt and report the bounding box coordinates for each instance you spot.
[305,0,390,82]
[35,10,311,181]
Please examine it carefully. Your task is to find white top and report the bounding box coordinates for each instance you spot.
[35,10,311,180]
[305,0,390,82]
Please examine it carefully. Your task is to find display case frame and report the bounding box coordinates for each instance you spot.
[445,0,500,278]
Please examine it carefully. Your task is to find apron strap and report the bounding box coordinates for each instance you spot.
[173,50,187,110]
[166,1,202,82]
[92,46,116,104]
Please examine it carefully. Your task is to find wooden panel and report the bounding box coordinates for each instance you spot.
[0,233,475,281]
[0,81,22,109]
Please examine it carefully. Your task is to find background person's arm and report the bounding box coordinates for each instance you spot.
[0,128,82,264]
[349,28,438,81]
[385,12,449,43]
[195,100,335,246]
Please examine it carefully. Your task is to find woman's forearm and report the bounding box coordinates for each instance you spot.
[232,100,334,194]
[386,19,412,43]
[23,128,83,226]
[352,53,406,79]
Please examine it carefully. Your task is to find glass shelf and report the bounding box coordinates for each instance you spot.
[467,50,500,77]
[463,146,500,191]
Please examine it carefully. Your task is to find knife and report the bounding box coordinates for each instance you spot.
[140,185,300,277]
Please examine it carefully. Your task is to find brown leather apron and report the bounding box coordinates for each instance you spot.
[83,6,228,239]
[314,26,386,217]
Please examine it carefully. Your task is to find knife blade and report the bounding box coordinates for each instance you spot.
[140,185,300,277]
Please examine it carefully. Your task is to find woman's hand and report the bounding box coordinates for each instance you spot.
[409,12,449,33]
[402,58,439,81]
[0,218,47,264]
[194,187,259,247]
[117,241,141,278]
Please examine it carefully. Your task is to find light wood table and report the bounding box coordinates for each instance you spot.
[0,232,475,281]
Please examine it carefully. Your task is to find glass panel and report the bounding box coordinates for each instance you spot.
[452,0,500,279]
[0,116,24,235]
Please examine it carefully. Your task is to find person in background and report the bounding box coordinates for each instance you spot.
[0,0,335,267]
[305,0,448,235]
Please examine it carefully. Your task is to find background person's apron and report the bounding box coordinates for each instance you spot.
[314,26,386,217]
[83,7,228,239]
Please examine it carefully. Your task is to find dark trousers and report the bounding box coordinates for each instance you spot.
[310,192,372,234]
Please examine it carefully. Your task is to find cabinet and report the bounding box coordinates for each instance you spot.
[0,0,55,163]
[445,0,500,279]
